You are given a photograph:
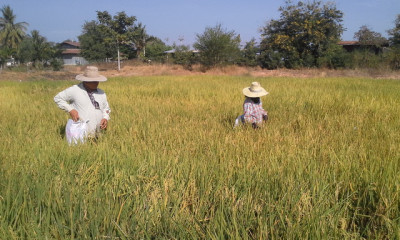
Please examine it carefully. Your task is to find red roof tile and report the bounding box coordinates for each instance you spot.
[338,41,360,45]
[62,49,81,54]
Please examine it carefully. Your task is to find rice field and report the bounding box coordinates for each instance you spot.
[0,75,399,239]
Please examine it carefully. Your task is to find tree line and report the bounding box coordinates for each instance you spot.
[1,1,399,71]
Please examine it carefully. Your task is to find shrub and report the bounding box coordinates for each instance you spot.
[350,50,383,69]
[258,50,283,69]
[385,46,400,70]
[318,46,351,69]
[50,58,64,71]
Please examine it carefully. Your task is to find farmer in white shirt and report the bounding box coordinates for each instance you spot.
[54,66,111,136]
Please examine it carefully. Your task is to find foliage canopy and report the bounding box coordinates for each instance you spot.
[259,0,344,69]
[388,14,400,46]
[194,24,241,67]
[354,25,388,47]
[142,37,170,62]
[78,11,146,62]
[0,5,28,65]
[0,5,28,50]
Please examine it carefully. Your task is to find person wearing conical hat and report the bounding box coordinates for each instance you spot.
[235,82,269,129]
[54,66,111,137]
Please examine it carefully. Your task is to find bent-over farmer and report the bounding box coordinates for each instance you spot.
[235,82,269,129]
[54,66,111,137]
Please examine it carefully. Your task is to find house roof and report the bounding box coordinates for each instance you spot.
[338,41,360,45]
[62,49,81,54]
[62,41,81,47]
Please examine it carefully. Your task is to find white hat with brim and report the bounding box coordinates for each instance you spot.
[75,66,107,82]
[243,82,269,97]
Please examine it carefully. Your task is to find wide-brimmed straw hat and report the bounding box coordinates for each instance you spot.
[76,66,107,82]
[242,82,269,97]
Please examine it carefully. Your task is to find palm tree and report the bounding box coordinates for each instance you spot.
[131,22,148,58]
[31,30,52,67]
[0,5,28,51]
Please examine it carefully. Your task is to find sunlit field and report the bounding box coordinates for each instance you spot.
[0,75,399,239]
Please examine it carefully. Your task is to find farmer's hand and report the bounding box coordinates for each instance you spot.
[100,118,108,130]
[69,109,80,122]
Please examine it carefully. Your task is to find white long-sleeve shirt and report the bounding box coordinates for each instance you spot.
[54,83,111,135]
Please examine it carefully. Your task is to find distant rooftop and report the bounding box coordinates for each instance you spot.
[62,49,80,54]
[62,41,80,47]
[338,41,359,45]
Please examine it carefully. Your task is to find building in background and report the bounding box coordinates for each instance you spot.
[338,41,389,54]
[60,41,88,65]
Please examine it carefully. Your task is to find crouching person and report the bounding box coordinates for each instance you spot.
[54,66,111,142]
[235,82,268,129]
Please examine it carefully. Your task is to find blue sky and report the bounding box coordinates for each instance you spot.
[2,0,399,47]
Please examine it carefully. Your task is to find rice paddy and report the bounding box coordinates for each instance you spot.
[0,75,399,239]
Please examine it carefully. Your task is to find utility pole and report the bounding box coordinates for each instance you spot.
[143,36,146,57]
[117,45,121,71]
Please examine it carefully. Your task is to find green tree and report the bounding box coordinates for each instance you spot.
[349,49,382,69]
[351,26,388,69]
[258,49,284,69]
[239,38,260,67]
[79,20,114,61]
[97,11,138,70]
[129,22,148,59]
[0,5,28,66]
[193,24,241,67]
[385,47,400,70]
[172,44,199,70]
[30,30,53,68]
[17,35,33,63]
[317,43,349,69]
[260,0,344,69]
[388,14,400,46]
[386,15,400,70]
[79,11,142,69]
[145,37,171,62]
[18,30,63,70]
[0,5,28,49]
[354,25,388,47]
